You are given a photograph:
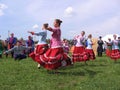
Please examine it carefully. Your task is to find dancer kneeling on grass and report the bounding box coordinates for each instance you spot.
[29,23,49,69]
[110,34,120,62]
[30,19,72,70]
[72,31,89,64]
[4,41,29,60]
[85,34,95,60]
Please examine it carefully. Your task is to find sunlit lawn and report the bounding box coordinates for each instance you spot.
[0,55,120,90]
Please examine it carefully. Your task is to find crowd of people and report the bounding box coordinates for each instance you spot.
[0,19,120,71]
[0,33,34,60]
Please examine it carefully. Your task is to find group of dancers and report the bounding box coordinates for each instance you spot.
[0,19,120,71]
[104,35,120,60]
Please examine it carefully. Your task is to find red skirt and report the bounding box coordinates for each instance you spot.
[35,44,48,55]
[72,46,89,62]
[33,47,72,70]
[110,49,120,60]
[85,49,95,60]
[29,44,48,60]
[106,49,111,57]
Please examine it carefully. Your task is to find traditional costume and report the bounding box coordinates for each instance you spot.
[72,35,89,62]
[110,39,120,60]
[31,27,72,70]
[29,30,48,58]
[85,38,95,60]
[105,40,112,57]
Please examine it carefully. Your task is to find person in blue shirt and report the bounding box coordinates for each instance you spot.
[7,33,17,58]
[26,36,34,56]
[29,23,49,69]
[85,34,95,60]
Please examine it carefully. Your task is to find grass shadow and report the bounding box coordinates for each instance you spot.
[47,68,102,78]
[88,64,108,67]
[47,70,86,76]
[83,68,101,78]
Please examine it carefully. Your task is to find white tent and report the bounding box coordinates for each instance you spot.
[102,34,120,42]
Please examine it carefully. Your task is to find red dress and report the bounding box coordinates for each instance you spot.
[29,31,48,61]
[85,38,95,60]
[31,27,72,70]
[110,40,120,60]
[72,35,89,62]
[106,45,112,57]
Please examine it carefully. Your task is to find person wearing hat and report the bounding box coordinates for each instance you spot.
[7,33,17,58]
[97,36,104,57]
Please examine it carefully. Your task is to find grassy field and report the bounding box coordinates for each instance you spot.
[0,55,120,90]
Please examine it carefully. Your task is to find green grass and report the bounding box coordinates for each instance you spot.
[0,55,120,90]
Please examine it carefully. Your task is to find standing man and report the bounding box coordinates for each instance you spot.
[97,36,104,57]
[7,33,17,58]
[26,36,34,56]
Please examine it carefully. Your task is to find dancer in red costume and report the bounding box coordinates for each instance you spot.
[85,34,95,60]
[72,31,89,64]
[29,23,49,68]
[30,19,72,70]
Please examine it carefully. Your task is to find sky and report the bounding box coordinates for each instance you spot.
[0,0,120,40]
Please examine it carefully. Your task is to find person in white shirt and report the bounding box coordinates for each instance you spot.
[110,34,120,61]
[72,31,89,63]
